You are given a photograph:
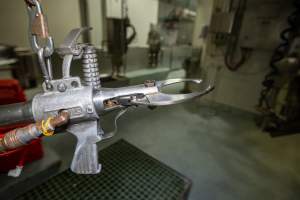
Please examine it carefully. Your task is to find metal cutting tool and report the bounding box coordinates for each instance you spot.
[0,0,214,175]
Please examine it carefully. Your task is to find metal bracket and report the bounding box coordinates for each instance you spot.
[56,27,92,78]
[42,77,82,93]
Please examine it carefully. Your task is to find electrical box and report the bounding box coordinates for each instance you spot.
[239,1,285,50]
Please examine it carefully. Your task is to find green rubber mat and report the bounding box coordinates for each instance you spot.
[16,140,191,200]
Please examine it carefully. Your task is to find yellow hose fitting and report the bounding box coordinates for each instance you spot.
[41,117,55,136]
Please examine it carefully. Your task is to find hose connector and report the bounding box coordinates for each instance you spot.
[0,111,70,152]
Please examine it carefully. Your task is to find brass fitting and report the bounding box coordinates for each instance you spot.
[37,110,70,136]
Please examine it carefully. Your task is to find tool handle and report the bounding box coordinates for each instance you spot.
[71,142,101,174]
[67,121,102,174]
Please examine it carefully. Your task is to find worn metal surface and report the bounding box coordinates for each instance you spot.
[93,78,213,114]
[32,78,98,123]
[67,121,102,174]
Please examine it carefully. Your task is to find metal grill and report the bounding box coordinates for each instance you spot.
[16,140,191,200]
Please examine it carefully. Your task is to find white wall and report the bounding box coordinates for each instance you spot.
[87,0,104,46]
[0,0,81,48]
[127,0,159,47]
[192,0,213,47]
[0,0,159,49]
[89,0,159,47]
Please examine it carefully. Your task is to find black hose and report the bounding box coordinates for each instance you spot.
[224,0,250,71]
[0,101,34,127]
[258,0,300,108]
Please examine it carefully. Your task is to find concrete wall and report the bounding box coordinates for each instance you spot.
[0,0,159,48]
[195,0,292,113]
[0,0,81,47]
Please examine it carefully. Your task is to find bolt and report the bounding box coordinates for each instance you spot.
[45,80,53,91]
[71,81,79,88]
[57,83,67,92]
[144,80,156,87]
[86,105,93,114]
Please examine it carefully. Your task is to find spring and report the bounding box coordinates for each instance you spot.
[82,45,101,90]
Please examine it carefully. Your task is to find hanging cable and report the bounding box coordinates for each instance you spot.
[258,0,300,109]
[224,0,251,71]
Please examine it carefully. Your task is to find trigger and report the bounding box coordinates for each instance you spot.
[101,108,128,140]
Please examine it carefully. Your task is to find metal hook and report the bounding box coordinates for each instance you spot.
[26,0,54,82]
[26,0,53,52]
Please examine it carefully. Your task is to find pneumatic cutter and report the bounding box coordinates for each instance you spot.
[0,0,214,175]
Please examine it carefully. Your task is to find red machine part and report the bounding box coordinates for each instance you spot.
[0,79,43,173]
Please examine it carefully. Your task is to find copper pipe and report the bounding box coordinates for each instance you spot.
[49,110,70,127]
[35,110,70,131]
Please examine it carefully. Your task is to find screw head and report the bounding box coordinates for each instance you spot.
[57,83,67,92]
[86,104,94,114]
[144,80,156,87]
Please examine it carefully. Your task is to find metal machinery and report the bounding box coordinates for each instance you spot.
[105,0,136,78]
[207,0,300,136]
[0,0,213,175]
[209,0,252,71]
[257,0,300,136]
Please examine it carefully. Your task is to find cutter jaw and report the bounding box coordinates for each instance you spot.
[97,78,214,111]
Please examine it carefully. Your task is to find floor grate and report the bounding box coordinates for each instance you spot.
[16,140,191,200]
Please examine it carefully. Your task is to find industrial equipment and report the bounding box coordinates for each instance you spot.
[257,0,300,136]
[0,0,213,175]
[209,0,252,70]
[105,0,136,78]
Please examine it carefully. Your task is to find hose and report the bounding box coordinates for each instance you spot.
[224,0,251,71]
[258,0,300,108]
[0,111,70,152]
[0,102,34,127]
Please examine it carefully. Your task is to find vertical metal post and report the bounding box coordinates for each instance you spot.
[79,0,91,43]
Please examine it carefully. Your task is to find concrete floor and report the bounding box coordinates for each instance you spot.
[42,101,300,200]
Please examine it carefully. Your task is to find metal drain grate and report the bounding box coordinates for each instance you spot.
[16,140,191,200]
